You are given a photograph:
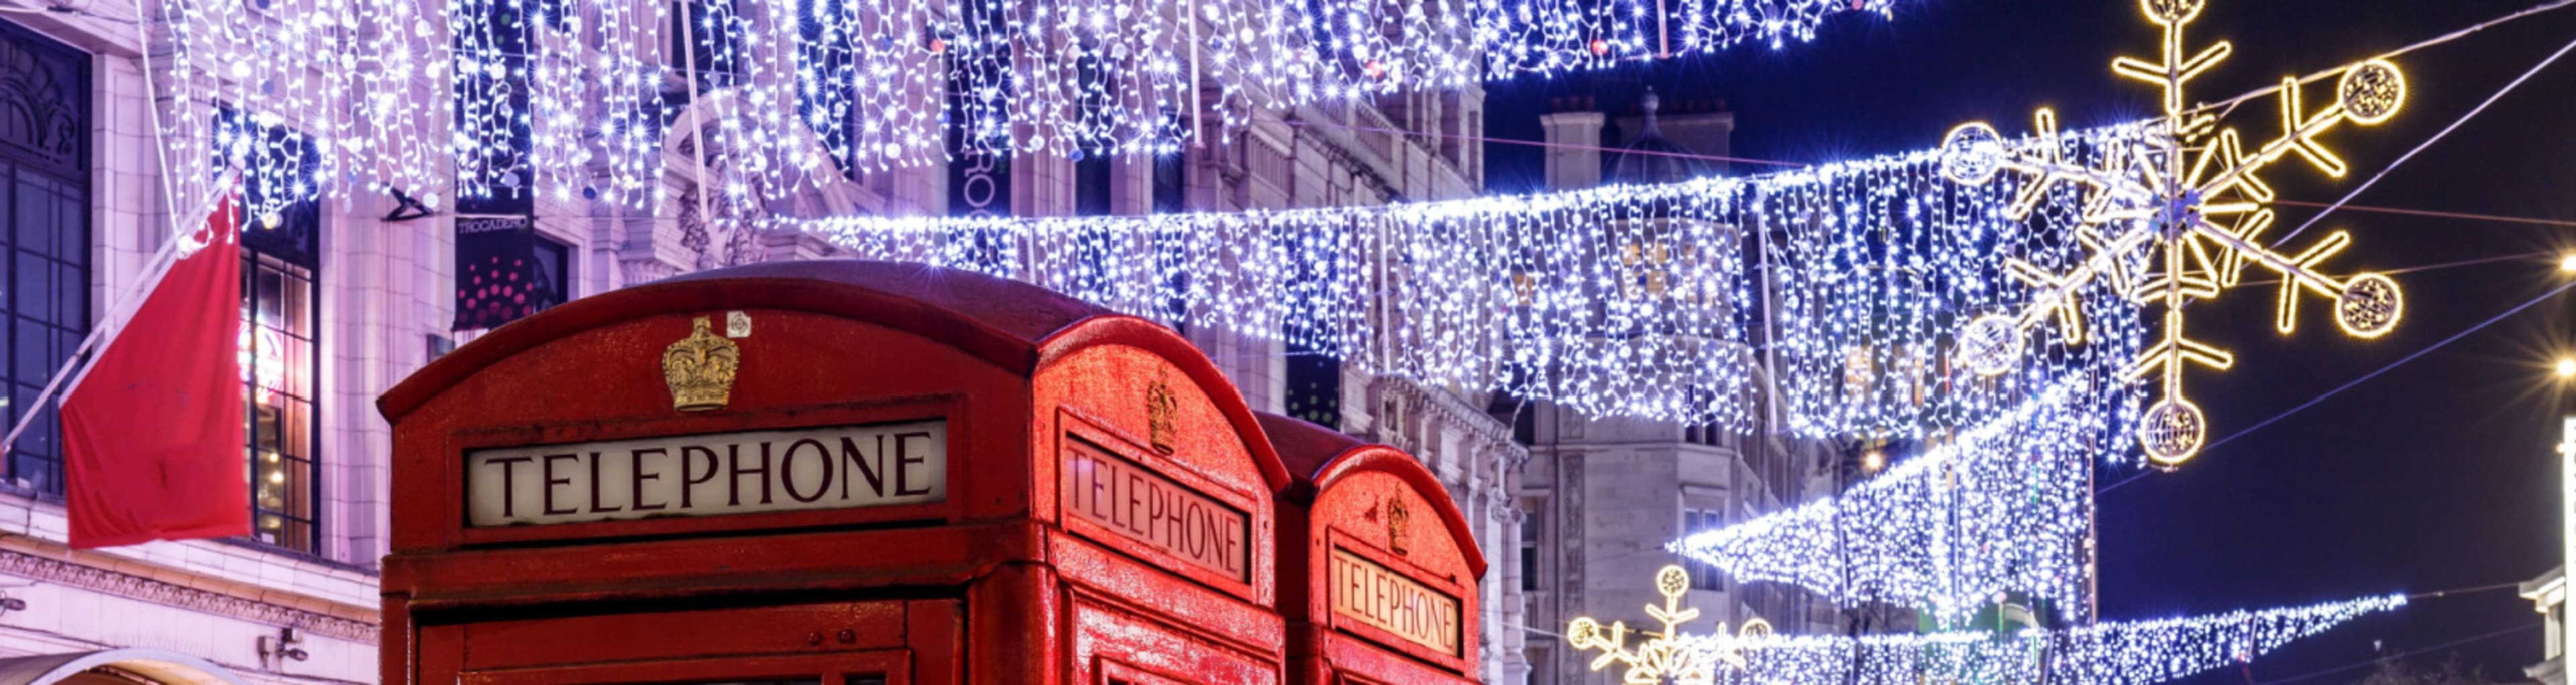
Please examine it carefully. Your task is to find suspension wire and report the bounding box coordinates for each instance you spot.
[2269,32,2576,248]
[2273,200,2576,229]
[2188,0,2576,117]
[2249,621,2543,685]
[2103,279,2576,495]
[2234,250,2559,286]
[2404,580,2526,601]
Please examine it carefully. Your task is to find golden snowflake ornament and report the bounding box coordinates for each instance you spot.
[1566,565,1773,685]
[1938,0,2409,468]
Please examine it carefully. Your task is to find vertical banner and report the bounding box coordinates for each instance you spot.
[453,215,561,331]
[64,194,249,548]
[945,11,1014,275]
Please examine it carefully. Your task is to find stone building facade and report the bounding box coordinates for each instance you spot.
[2526,565,2565,685]
[0,0,1525,682]
[1515,90,1849,685]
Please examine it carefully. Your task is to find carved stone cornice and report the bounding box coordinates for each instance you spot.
[1369,376,1527,461]
[0,551,378,643]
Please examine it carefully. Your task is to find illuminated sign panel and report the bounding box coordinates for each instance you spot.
[466,421,947,527]
[1061,438,1250,582]
[1330,548,1462,656]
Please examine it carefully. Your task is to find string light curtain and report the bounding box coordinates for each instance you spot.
[790,125,2148,440]
[1667,380,2115,625]
[146,0,1898,214]
[156,0,447,223]
[1711,594,2406,685]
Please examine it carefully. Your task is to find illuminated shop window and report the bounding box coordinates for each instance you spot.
[228,108,323,555]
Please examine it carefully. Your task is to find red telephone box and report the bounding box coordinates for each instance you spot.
[378,261,1291,685]
[1258,413,1485,685]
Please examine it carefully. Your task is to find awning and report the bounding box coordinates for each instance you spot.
[0,648,248,685]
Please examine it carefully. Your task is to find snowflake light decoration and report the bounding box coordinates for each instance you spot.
[1939,0,2410,468]
[1565,566,1772,685]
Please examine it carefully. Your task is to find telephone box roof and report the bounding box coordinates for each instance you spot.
[1253,411,1488,578]
[382,260,1125,421]
[384,258,1291,490]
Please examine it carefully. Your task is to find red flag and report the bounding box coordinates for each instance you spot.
[64,192,248,548]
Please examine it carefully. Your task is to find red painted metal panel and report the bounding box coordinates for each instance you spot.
[1034,335,1291,685]
[384,262,1294,685]
[415,622,458,685]
[906,599,963,685]
[460,601,906,670]
[968,562,1058,685]
[388,309,1032,554]
[1050,530,1287,654]
[1067,594,1280,685]
[1259,411,1485,685]
[380,599,413,685]
[384,523,1037,609]
[461,651,912,684]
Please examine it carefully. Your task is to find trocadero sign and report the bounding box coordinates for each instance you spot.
[466,421,947,527]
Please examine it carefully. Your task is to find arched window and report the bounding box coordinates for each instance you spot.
[0,19,88,496]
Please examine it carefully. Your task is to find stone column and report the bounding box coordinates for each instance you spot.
[1536,111,1602,191]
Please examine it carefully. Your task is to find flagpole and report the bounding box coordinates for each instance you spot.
[0,168,240,460]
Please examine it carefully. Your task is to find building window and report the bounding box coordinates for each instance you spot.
[0,19,87,496]
[533,233,571,303]
[1519,510,1540,591]
[228,110,323,554]
[1683,508,1723,591]
[1283,345,1339,427]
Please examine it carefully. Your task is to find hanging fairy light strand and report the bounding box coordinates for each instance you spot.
[146,0,1901,215]
[1667,379,2113,625]
[1569,568,2406,685]
[785,123,2150,441]
[1721,594,2406,685]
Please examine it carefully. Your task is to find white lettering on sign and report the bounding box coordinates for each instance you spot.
[1331,549,1462,657]
[1060,439,1248,582]
[466,421,946,527]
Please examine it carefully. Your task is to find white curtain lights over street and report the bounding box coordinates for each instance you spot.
[148,0,1900,215]
[1667,380,2108,624]
[1709,594,2406,685]
[789,125,2151,444]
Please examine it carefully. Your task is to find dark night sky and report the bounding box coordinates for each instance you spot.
[1480,1,2576,682]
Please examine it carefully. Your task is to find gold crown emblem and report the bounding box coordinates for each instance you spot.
[1385,495,1412,556]
[1145,378,1178,455]
[661,316,739,412]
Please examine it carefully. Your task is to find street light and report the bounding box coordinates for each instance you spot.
[2559,357,2576,379]
[2561,253,2576,273]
